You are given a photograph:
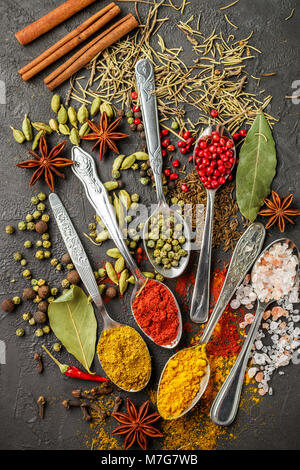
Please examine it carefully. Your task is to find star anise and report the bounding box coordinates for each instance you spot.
[112,398,163,450]
[16,135,73,192]
[81,111,128,161]
[258,190,300,232]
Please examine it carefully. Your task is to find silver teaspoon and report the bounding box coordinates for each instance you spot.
[135,58,191,279]
[71,146,182,349]
[49,192,151,392]
[210,238,299,426]
[190,124,236,323]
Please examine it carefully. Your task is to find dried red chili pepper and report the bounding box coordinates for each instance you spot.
[42,345,109,382]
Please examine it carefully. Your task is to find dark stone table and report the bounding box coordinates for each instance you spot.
[0,0,300,451]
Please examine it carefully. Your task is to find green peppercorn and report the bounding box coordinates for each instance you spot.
[31,196,39,205]
[42,233,50,240]
[61,279,70,289]
[28,318,36,325]
[171,121,179,130]
[53,343,62,352]
[41,214,50,223]
[35,328,44,337]
[66,263,74,270]
[27,222,36,231]
[18,221,27,231]
[5,225,15,234]
[31,279,38,286]
[42,325,51,334]
[25,214,33,222]
[33,211,41,219]
[42,240,51,248]
[16,328,25,337]
[88,223,96,231]
[24,241,32,248]
[22,312,31,321]
[37,192,46,201]
[13,252,22,261]
[127,117,134,124]
[98,268,106,278]
[20,259,27,266]
[44,251,51,259]
[35,250,44,260]
[37,202,46,212]
[56,263,62,271]
[12,296,21,305]
[50,258,58,266]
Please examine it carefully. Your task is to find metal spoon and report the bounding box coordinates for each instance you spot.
[190,125,236,323]
[71,146,182,349]
[210,238,299,426]
[157,222,265,419]
[135,58,191,279]
[49,192,151,392]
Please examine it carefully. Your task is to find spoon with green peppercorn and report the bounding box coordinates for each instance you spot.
[135,59,191,279]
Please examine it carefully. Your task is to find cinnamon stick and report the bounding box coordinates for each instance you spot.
[44,14,139,91]
[15,0,97,46]
[18,3,120,81]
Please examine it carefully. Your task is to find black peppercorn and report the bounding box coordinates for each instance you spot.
[35,221,48,234]
[134,111,142,119]
[139,170,147,177]
[1,298,15,312]
[61,253,72,264]
[67,270,80,285]
[23,287,36,300]
[117,180,124,189]
[38,301,48,313]
[33,311,47,324]
[130,123,137,131]
[137,123,144,132]
[38,285,50,299]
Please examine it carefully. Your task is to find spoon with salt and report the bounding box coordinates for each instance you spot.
[135,59,191,279]
[71,146,182,349]
[157,222,265,419]
[210,238,299,426]
[49,192,151,393]
[190,124,236,323]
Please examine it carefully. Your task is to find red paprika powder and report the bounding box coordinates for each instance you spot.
[132,280,179,346]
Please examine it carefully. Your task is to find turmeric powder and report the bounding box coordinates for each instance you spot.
[157,345,208,419]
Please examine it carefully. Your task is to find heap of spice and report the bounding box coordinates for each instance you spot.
[132,280,179,346]
[97,325,151,391]
[157,345,208,420]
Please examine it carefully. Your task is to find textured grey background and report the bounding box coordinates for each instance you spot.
[0,0,300,451]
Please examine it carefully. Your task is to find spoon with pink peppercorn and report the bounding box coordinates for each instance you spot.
[190,124,236,323]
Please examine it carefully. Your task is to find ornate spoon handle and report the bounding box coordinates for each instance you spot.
[200,222,265,344]
[71,146,143,282]
[135,59,166,206]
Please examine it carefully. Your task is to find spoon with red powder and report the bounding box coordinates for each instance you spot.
[72,146,182,348]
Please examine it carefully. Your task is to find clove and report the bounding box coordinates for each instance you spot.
[34,353,43,374]
[72,389,95,400]
[61,399,81,409]
[90,384,113,396]
[89,402,109,419]
[80,402,91,422]
[37,396,46,419]
[112,396,123,413]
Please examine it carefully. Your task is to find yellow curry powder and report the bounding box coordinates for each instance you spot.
[157,345,208,419]
[97,325,151,391]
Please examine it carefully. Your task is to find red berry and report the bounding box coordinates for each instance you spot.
[239,129,247,137]
[161,129,169,136]
[162,149,167,158]
[218,176,226,185]
[172,160,180,168]
[199,140,207,149]
[134,118,141,125]
[131,91,138,99]
[137,247,143,255]
[226,139,234,148]
[180,147,187,155]
[210,109,218,118]
[164,168,171,177]
[167,144,175,152]
[228,174,233,181]
[177,140,186,148]
[169,172,178,180]
[212,134,220,142]
[161,138,170,148]
[211,180,220,189]
[181,184,189,193]
[186,137,194,146]
[132,105,140,112]
[232,132,240,141]
[183,131,191,139]
[188,155,194,163]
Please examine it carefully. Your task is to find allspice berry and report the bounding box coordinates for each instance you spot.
[38,285,50,299]
[38,301,48,313]
[22,287,36,301]
[1,298,15,312]
[106,286,117,299]
[33,311,47,324]
[61,253,72,264]
[67,270,80,285]
[35,221,48,234]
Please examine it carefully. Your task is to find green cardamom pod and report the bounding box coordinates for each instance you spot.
[121,154,136,170]
[32,130,45,150]
[58,123,70,135]
[51,94,61,113]
[114,256,125,274]
[69,128,80,145]
[90,97,101,116]
[95,230,109,243]
[119,269,129,295]
[77,105,89,124]
[100,102,114,119]
[49,118,59,133]
[98,284,107,295]
[142,272,155,279]
[22,114,33,141]
[134,152,149,161]
[78,122,90,137]
[112,154,126,173]
[127,275,135,284]
[113,193,124,228]
[10,126,25,143]
[32,122,52,134]
[105,262,119,285]
[119,190,131,211]
[112,170,121,179]
[57,105,68,124]
[68,106,78,128]
[104,181,119,191]
[106,248,122,259]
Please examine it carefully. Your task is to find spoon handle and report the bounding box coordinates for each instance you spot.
[200,223,265,344]
[71,147,143,282]
[135,59,166,206]
[210,302,266,426]
[190,189,215,323]
[49,192,114,327]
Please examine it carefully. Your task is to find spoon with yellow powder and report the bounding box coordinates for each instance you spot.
[157,223,266,419]
[49,193,151,393]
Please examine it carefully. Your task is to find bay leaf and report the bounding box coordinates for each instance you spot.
[48,286,97,374]
[236,110,277,221]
